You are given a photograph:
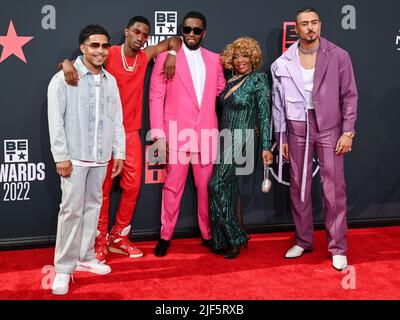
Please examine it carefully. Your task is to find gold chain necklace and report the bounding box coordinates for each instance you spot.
[121,45,138,72]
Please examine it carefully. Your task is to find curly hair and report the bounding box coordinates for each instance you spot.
[220,37,263,71]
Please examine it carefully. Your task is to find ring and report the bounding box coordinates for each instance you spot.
[267,160,273,165]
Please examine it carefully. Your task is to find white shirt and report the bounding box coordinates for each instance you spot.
[300,66,315,110]
[297,48,315,110]
[71,74,107,167]
[182,42,206,107]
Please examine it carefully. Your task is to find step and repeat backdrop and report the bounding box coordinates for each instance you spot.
[0,0,399,248]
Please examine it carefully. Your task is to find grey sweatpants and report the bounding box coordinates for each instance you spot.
[54,165,107,274]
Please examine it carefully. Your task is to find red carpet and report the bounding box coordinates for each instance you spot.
[0,226,399,300]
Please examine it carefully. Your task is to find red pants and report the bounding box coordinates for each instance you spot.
[97,131,142,234]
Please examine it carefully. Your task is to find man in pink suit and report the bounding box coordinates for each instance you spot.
[149,11,226,257]
[271,8,358,270]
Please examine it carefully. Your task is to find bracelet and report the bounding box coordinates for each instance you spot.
[342,132,355,138]
[168,50,177,56]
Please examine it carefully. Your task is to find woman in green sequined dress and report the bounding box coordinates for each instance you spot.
[209,37,273,259]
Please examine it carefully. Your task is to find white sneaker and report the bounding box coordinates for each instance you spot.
[52,273,70,295]
[285,245,305,259]
[332,255,348,271]
[76,260,111,275]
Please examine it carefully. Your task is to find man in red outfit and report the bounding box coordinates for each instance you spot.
[61,16,181,262]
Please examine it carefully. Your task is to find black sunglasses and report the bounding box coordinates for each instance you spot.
[84,42,111,49]
[182,27,204,35]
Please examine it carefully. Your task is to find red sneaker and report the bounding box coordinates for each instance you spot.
[94,232,110,263]
[109,226,143,258]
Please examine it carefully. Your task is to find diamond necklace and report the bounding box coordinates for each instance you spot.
[298,44,319,55]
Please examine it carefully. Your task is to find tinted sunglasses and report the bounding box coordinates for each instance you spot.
[128,28,150,40]
[84,42,111,49]
[182,27,204,35]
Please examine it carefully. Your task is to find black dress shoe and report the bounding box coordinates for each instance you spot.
[154,239,170,257]
[224,246,240,259]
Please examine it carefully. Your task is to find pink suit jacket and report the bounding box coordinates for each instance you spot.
[150,47,226,165]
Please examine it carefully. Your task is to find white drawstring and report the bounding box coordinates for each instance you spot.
[300,110,310,202]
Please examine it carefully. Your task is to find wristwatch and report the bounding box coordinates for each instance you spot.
[168,50,177,56]
[342,132,355,138]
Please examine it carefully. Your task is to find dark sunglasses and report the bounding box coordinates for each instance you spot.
[84,42,111,49]
[182,26,204,35]
[128,28,150,40]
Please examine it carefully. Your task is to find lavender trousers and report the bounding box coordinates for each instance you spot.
[288,110,348,256]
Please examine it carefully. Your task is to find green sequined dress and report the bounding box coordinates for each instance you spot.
[208,71,271,251]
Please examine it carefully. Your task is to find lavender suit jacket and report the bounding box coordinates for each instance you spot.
[271,37,358,144]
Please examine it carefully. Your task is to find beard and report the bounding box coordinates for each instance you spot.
[125,41,141,53]
[303,32,319,43]
[305,38,317,43]
[183,37,202,50]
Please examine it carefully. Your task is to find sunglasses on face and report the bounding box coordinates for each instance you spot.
[83,42,111,49]
[182,26,204,35]
[127,28,150,40]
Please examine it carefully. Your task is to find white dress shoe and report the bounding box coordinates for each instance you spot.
[52,273,71,295]
[332,255,347,271]
[76,260,111,275]
[285,245,305,258]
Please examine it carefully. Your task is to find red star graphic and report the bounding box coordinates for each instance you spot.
[0,20,34,63]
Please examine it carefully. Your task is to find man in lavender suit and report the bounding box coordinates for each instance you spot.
[271,7,358,271]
